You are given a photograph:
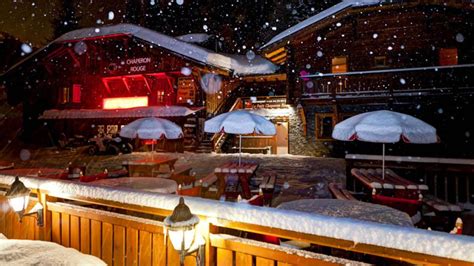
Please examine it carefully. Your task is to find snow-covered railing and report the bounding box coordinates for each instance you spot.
[300,64,474,98]
[0,175,473,265]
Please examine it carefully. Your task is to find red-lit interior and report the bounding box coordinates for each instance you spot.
[103,96,149,109]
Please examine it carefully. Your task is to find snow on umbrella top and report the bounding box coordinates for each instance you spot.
[332,110,437,144]
[204,110,276,135]
[119,117,183,140]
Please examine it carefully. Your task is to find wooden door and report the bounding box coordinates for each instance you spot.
[276,122,288,154]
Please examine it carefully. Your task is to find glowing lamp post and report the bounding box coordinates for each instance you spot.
[164,197,204,266]
[6,176,44,226]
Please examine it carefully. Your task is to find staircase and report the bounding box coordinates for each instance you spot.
[195,137,213,153]
[183,116,199,151]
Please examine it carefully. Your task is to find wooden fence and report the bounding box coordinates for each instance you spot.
[0,179,473,265]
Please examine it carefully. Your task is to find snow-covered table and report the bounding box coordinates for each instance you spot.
[214,161,259,199]
[277,199,413,227]
[0,235,106,265]
[122,156,178,177]
[90,177,178,194]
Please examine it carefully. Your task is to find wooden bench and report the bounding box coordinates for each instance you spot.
[328,183,357,200]
[423,194,462,213]
[231,146,272,154]
[199,173,218,199]
[170,174,196,186]
[258,172,277,206]
[170,165,192,177]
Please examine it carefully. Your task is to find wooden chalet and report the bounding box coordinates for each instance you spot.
[0,24,277,150]
[260,0,474,157]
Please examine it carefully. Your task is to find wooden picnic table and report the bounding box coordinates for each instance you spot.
[90,177,178,194]
[122,156,178,177]
[214,161,259,199]
[351,168,428,199]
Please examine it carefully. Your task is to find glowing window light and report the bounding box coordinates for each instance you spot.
[103,97,148,109]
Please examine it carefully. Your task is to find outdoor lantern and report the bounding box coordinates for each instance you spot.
[164,197,204,266]
[6,176,44,227]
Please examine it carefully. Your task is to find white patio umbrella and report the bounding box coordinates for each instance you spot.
[204,110,276,165]
[119,117,183,152]
[332,110,437,179]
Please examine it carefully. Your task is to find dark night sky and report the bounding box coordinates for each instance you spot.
[0,0,337,50]
[0,1,127,46]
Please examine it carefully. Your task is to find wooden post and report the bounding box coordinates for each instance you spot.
[203,221,218,266]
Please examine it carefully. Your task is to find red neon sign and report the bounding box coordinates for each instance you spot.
[103,97,148,109]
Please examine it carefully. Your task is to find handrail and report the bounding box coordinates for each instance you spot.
[301,63,474,79]
[0,175,473,265]
[211,97,243,152]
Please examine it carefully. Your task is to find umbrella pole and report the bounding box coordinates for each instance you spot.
[382,143,385,180]
[152,140,155,159]
[239,135,242,166]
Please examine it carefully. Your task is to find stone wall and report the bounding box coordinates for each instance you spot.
[287,105,332,157]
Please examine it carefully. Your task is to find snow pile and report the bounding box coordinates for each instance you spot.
[90,177,177,194]
[1,175,473,262]
[119,117,183,139]
[204,110,276,135]
[332,110,438,143]
[277,199,413,227]
[56,24,277,76]
[262,0,381,49]
[0,235,106,265]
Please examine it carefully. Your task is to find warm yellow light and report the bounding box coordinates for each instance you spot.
[8,195,29,213]
[169,228,196,251]
[103,97,148,109]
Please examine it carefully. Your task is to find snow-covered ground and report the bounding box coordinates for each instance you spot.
[0,234,106,265]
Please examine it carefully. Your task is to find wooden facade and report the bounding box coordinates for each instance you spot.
[261,0,474,156]
[0,178,472,265]
[0,28,246,147]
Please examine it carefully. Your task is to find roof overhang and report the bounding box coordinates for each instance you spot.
[39,106,204,120]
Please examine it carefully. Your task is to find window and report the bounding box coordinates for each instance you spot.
[332,56,347,73]
[157,91,165,103]
[439,48,458,66]
[374,56,387,68]
[60,87,70,104]
[315,114,335,139]
[72,84,81,103]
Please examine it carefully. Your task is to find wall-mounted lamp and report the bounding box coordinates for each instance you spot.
[164,197,204,266]
[6,176,44,227]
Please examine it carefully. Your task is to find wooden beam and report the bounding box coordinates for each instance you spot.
[265,47,286,59]
[210,220,472,265]
[211,234,341,266]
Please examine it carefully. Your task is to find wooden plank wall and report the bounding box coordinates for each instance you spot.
[0,198,171,266]
[1,192,472,266]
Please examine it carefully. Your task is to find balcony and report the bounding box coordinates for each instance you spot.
[300,64,474,103]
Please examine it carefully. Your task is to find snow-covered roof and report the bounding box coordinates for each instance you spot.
[34,24,276,76]
[261,0,381,49]
[39,106,204,119]
[176,33,211,44]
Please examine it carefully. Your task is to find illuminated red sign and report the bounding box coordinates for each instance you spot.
[103,97,148,109]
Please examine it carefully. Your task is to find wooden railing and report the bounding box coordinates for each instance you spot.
[301,64,474,99]
[1,176,473,265]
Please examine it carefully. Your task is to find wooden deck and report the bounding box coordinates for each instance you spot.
[0,177,472,265]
